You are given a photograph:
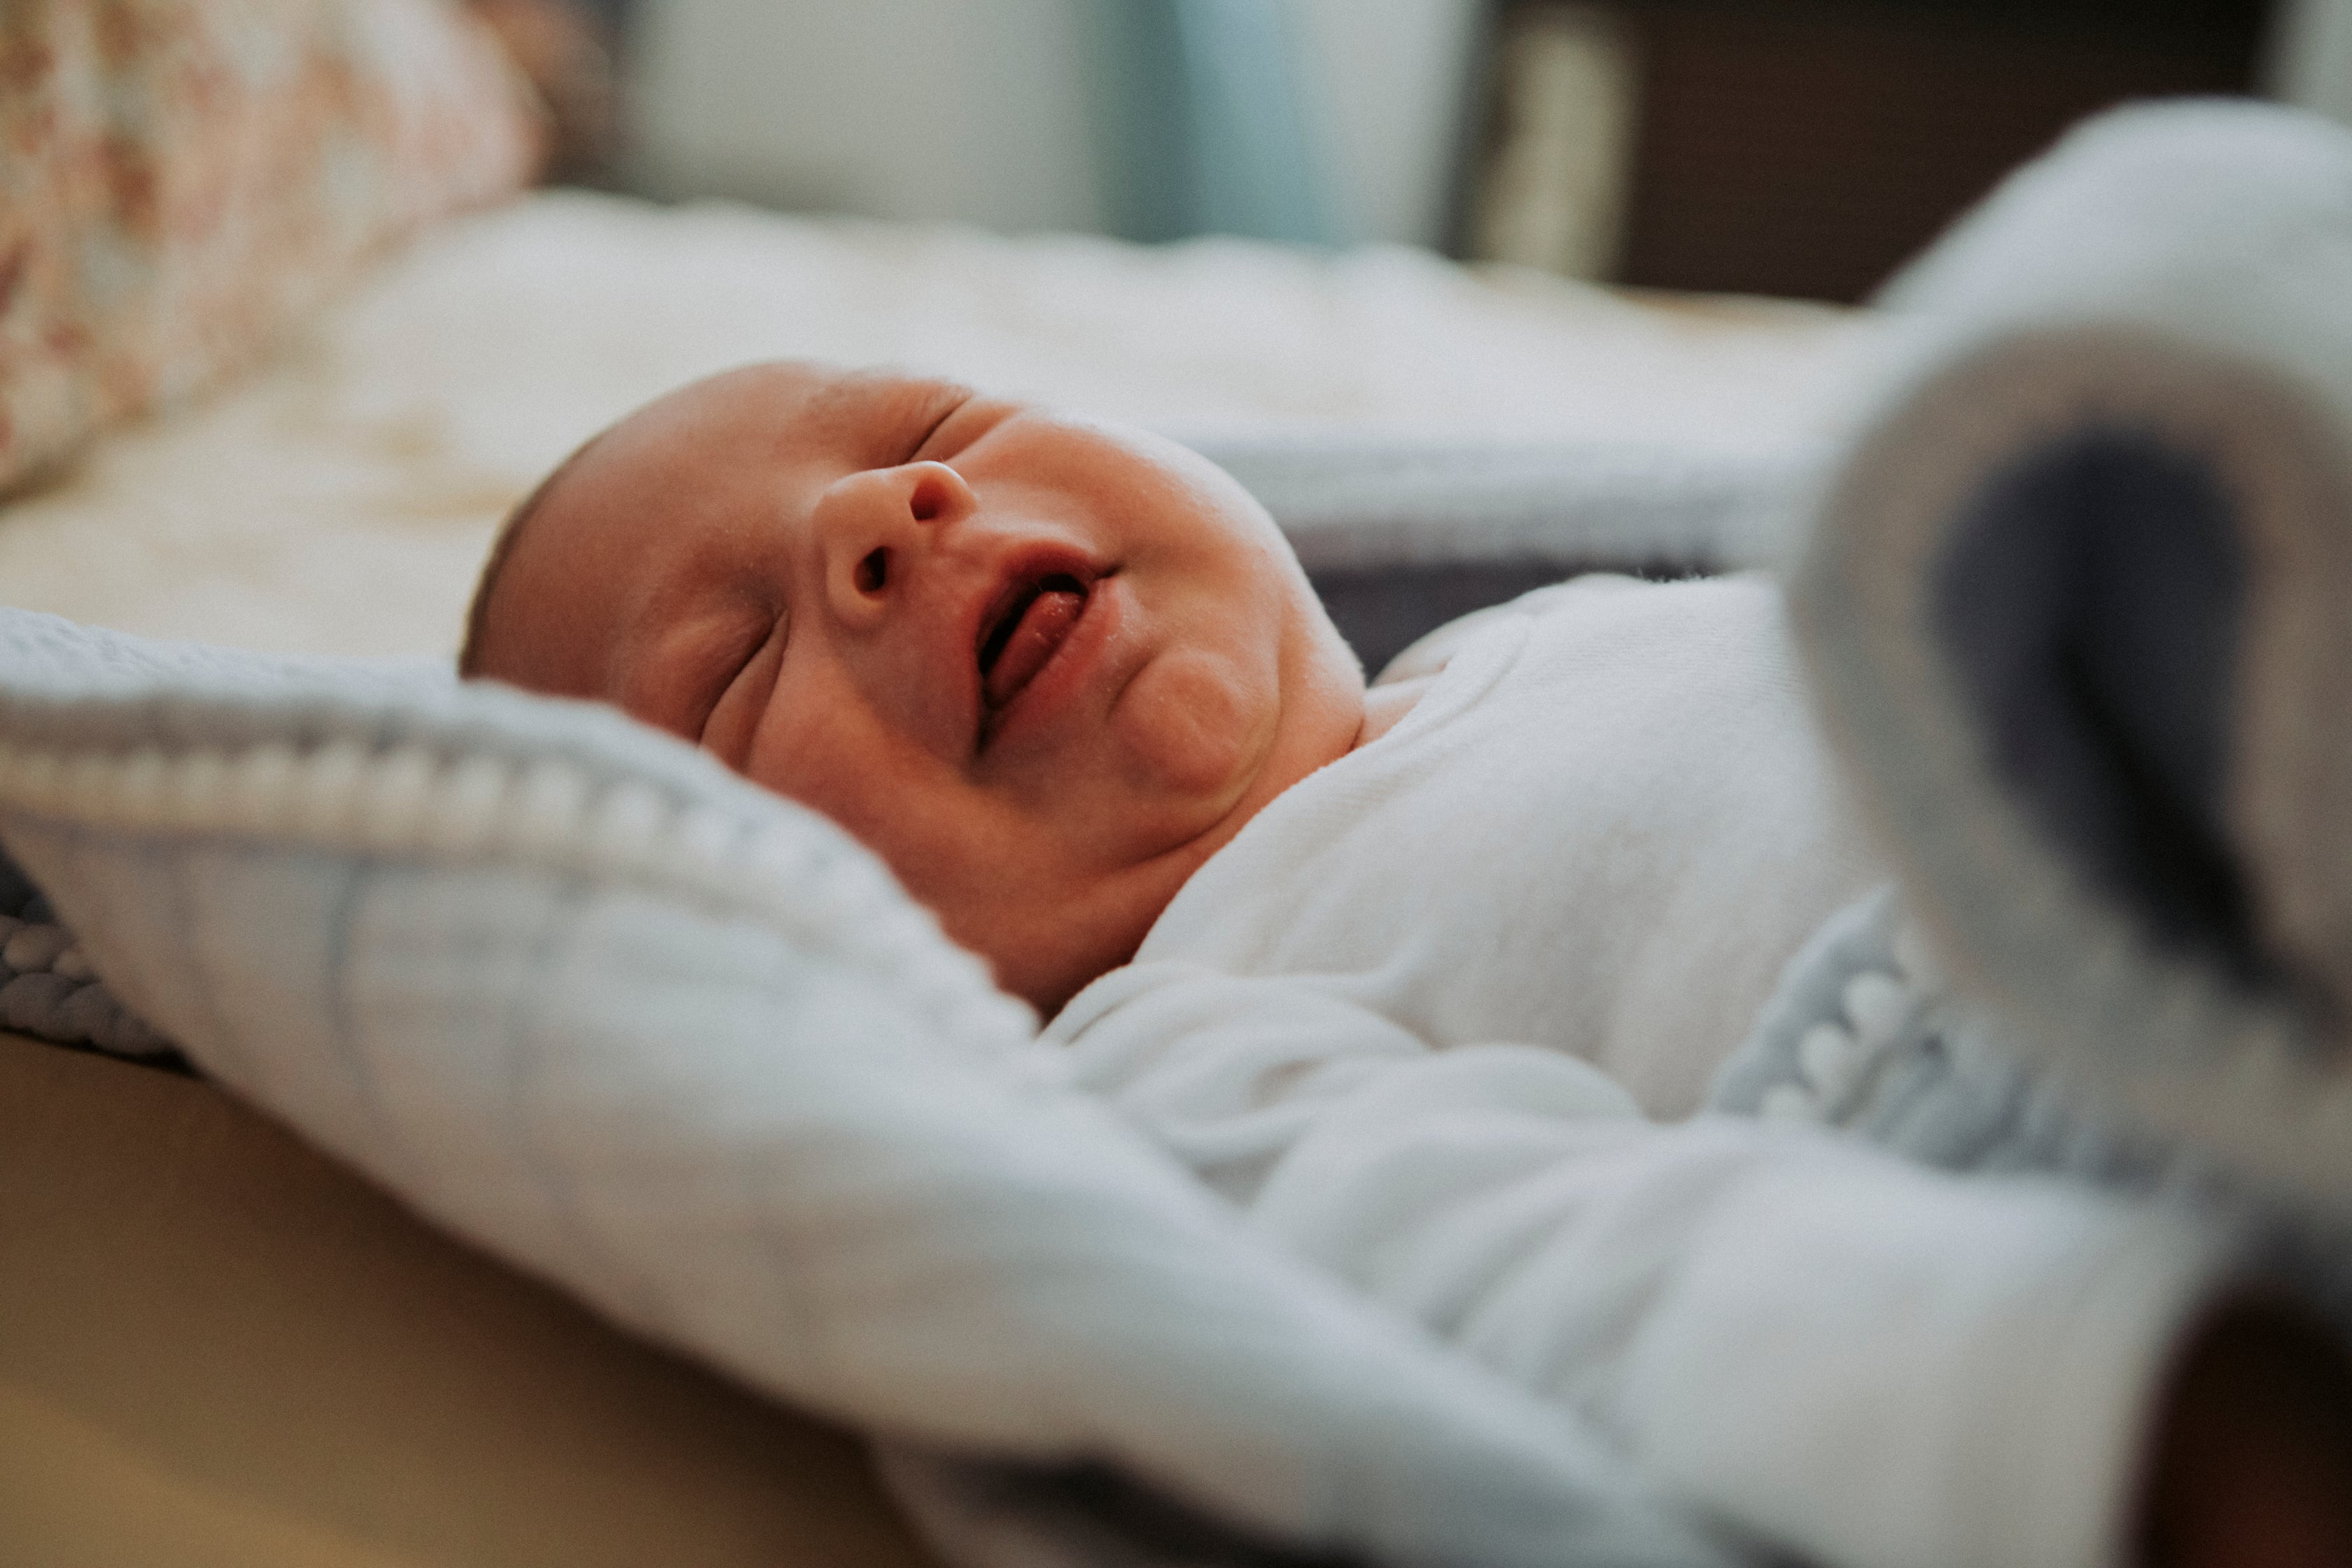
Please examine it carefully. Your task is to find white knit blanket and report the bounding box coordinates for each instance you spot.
[0,607,1726,1568]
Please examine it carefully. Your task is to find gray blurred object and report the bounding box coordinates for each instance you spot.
[1196,433,1802,671]
[1793,99,2352,1212]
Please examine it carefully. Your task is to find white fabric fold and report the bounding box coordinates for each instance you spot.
[1057,960,2243,1568]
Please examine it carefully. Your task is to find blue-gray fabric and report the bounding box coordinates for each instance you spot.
[1086,0,1339,246]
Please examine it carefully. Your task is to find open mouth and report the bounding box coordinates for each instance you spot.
[976,569,1092,710]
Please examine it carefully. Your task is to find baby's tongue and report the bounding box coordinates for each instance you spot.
[984,588,1085,708]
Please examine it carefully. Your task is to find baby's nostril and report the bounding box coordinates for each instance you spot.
[855,547,889,594]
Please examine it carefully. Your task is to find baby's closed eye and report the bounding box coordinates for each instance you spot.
[698,612,790,759]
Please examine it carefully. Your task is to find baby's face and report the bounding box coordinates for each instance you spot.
[467,363,1364,1011]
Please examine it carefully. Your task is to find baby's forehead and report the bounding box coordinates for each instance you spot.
[588,365,973,494]
[678,362,965,434]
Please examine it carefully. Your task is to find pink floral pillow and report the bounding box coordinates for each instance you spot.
[0,0,537,491]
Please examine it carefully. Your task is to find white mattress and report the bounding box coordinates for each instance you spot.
[0,190,1887,660]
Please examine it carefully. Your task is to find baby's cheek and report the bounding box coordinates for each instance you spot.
[1110,646,1268,802]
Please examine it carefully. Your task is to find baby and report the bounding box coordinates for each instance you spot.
[463,361,1375,1013]
[466,362,2352,1568]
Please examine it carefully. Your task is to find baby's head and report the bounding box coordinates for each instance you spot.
[463,362,1365,1012]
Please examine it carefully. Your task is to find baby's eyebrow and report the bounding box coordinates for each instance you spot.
[797,375,971,465]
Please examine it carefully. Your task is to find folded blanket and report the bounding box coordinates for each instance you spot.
[1791,99,2352,1210]
[0,609,1723,1568]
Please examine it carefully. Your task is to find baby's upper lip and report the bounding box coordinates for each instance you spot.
[964,545,1102,749]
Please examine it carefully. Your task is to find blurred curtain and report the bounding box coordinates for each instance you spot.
[1088,0,1341,245]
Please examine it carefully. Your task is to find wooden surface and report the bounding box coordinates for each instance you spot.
[0,1032,934,1568]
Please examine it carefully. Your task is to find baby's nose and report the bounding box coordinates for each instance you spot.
[816,462,976,624]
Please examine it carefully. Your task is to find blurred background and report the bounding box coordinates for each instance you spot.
[496,0,2352,304]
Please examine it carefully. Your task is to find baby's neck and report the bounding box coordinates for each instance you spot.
[1356,674,1436,750]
